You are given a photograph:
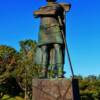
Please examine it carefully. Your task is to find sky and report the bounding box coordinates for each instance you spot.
[0,0,100,77]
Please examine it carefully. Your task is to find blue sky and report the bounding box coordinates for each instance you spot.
[0,0,100,77]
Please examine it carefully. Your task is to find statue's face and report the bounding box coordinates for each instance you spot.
[46,0,57,2]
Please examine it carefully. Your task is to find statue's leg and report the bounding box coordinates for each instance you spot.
[41,45,48,78]
[35,47,42,65]
[54,44,64,78]
[49,47,56,78]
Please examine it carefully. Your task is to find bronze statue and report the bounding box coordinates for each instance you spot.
[34,0,71,78]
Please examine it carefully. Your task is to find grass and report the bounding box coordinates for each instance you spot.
[2,95,24,100]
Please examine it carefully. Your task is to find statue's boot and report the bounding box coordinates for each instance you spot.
[57,64,64,78]
[46,64,58,78]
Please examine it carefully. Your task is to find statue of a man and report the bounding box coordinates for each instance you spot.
[34,0,70,78]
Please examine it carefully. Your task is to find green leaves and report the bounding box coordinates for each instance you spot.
[0,45,18,83]
[0,40,38,99]
[77,75,100,100]
[0,41,100,100]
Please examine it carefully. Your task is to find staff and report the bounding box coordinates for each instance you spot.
[58,13,75,78]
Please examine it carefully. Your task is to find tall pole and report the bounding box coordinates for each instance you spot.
[58,12,75,78]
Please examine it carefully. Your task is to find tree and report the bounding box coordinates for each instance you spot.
[16,40,39,100]
[0,45,22,98]
[0,45,19,83]
[79,75,100,100]
[0,40,42,100]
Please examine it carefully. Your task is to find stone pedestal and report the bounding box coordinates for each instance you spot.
[32,78,80,100]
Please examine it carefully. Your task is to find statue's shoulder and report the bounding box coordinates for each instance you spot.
[40,3,62,10]
[39,2,71,11]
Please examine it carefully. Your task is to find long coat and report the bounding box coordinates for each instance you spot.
[37,3,65,46]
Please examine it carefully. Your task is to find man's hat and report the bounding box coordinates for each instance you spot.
[46,0,57,2]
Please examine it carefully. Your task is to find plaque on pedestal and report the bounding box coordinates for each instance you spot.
[32,78,80,100]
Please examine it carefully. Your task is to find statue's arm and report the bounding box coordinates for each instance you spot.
[34,8,57,17]
[34,10,56,15]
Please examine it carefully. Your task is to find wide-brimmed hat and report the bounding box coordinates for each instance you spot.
[46,0,57,2]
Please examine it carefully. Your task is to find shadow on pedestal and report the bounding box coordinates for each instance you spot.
[72,78,81,100]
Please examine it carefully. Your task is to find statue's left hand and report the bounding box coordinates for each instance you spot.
[33,11,39,18]
[33,14,38,18]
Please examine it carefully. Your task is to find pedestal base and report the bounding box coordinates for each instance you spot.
[32,78,80,100]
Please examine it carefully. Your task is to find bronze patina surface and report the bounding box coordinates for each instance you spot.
[34,0,70,78]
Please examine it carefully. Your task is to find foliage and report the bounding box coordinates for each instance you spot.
[2,95,24,100]
[0,40,43,100]
[77,75,100,100]
[15,40,38,99]
[0,45,22,99]
[0,45,19,83]
[0,40,100,100]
